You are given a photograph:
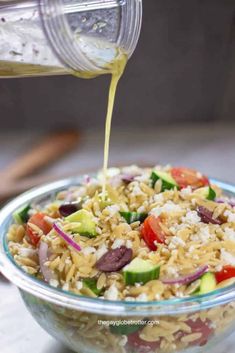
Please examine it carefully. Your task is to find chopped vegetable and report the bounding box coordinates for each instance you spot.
[66,209,97,237]
[215,265,235,283]
[162,266,208,286]
[26,213,52,245]
[120,174,136,184]
[197,206,223,225]
[151,170,179,191]
[199,272,217,294]
[13,204,30,224]
[193,186,216,201]
[96,246,133,272]
[110,322,142,335]
[216,198,235,208]
[171,167,209,189]
[26,226,41,246]
[38,241,56,282]
[120,211,148,224]
[83,278,103,296]
[141,215,165,251]
[123,258,160,285]
[53,222,81,252]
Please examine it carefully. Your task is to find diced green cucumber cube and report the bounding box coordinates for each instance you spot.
[110,322,142,335]
[13,204,30,224]
[151,171,179,191]
[199,272,217,295]
[83,278,102,296]
[193,186,216,201]
[123,258,160,285]
[120,211,148,224]
[66,209,97,237]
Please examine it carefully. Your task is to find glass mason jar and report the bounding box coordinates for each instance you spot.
[0,0,142,78]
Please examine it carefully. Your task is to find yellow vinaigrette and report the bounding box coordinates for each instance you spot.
[101,52,127,200]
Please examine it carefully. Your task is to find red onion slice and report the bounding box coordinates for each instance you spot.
[53,222,81,252]
[110,174,138,187]
[120,174,137,184]
[162,265,208,285]
[38,241,56,282]
[216,198,235,208]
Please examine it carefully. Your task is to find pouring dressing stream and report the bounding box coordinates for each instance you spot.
[101,52,127,199]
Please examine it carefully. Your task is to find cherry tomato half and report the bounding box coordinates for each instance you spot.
[215,266,235,283]
[171,167,209,189]
[141,215,165,251]
[26,213,52,246]
[127,330,160,353]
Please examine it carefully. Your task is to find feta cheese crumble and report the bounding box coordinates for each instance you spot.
[106,205,120,218]
[111,239,125,249]
[168,236,186,250]
[131,183,145,196]
[126,240,133,249]
[150,201,182,217]
[180,186,192,197]
[76,281,83,290]
[105,284,119,300]
[83,246,96,255]
[62,283,69,291]
[182,210,201,225]
[153,193,164,203]
[96,244,108,260]
[166,266,179,277]
[221,249,235,266]
[190,226,215,244]
[224,227,235,242]
[49,279,59,288]
[136,293,148,301]
[19,248,37,258]
[224,210,235,223]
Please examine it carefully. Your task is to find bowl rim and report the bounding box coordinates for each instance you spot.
[0,175,235,316]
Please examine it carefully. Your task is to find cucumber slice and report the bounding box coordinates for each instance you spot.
[123,258,160,285]
[13,204,30,224]
[120,211,148,224]
[110,322,142,335]
[193,186,216,201]
[66,209,97,237]
[151,171,179,191]
[83,278,102,296]
[199,272,217,294]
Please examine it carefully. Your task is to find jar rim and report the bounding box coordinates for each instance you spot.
[39,0,142,73]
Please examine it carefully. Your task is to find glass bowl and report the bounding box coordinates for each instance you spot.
[0,176,235,353]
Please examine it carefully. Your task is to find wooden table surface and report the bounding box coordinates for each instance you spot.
[1,124,235,353]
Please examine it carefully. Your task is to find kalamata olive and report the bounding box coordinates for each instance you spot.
[59,201,82,217]
[96,246,133,272]
[197,206,223,225]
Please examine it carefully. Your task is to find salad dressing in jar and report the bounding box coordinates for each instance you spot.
[0,0,142,194]
[0,0,142,77]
